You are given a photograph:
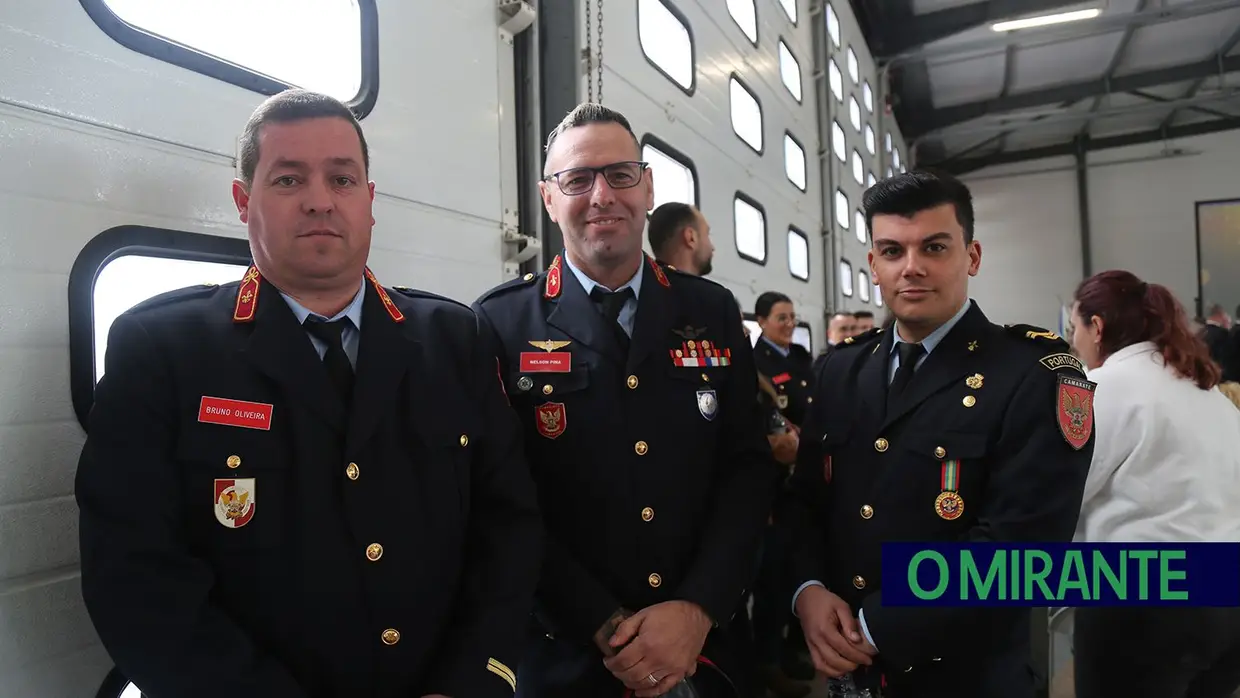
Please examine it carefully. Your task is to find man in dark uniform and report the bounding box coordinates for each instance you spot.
[473,103,775,698]
[788,170,1095,698]
[75,89,543,698]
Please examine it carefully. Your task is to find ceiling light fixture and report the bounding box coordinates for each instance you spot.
[991,8,1102,32]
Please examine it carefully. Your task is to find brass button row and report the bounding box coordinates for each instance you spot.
[860,504,873,519]
[347,462,360,480]
[641,507,654,522]
[627,375,639,389]
[635,441,648,456]
[852,575,866,589]
[874,438,888,452]
[366,543,384,562]
[382,628,401,645]
[648,573,662,588]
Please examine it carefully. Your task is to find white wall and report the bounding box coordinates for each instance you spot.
[961,129,1240,331]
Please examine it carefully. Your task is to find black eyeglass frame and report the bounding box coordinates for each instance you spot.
[542,160,650,196]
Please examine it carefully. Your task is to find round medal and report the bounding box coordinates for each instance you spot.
[934,491,964,520]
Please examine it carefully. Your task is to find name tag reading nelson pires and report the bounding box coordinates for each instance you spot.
[198,396,274,431]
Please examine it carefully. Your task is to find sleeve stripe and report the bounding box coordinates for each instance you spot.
[487,658,517,692]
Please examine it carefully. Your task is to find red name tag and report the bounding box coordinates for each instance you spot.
[772,372,792,385]
[520,352,571,372]
[198,396,274,431]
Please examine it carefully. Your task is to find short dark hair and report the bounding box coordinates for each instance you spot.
[543,102,640,170]
[648,202,699,258]
[238,89,369,186]
[853,310,874,319]
[863,168,975,244]
[755,291,792,318]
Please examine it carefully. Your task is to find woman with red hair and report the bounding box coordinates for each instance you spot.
[1068,269,1240,698]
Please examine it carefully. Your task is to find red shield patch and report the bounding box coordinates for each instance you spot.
[535,402,567,440]
[1057,374,1096,450]
[214,478,256,528]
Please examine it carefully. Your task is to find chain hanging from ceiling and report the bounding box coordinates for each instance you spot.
[584,0,604,103]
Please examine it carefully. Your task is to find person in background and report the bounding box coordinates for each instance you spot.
[748,290,816,696]
[647,201,715,277]
[1069,270,1240,698]
[826,312,856,347]
[473,102,775,698]
[812,312,857,374]
[76,89,542,698]
[852,311,875,335]
[752,292,815,429]
[1200,303,1237,381]
[788,169,1094,698]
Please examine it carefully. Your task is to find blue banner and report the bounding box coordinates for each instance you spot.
[880,542,1240,606]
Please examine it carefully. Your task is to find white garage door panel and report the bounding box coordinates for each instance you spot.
[0,496,79,581]
[363,1,511,227]
[599,0,824,326]
[0,424,83,508]
[0,576,102,674]
[0,348,73,426]
[0,3,268,162]
[3,644,115,698]
[366,218,508,302]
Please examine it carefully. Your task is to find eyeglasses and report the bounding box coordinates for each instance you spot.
[544,161,649,196]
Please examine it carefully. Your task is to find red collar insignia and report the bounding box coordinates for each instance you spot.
[545,255,563,299]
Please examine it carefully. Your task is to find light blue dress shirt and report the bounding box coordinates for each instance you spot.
[280,281,366,369]
[562,252,643,337]
[792,299,975,651]
[760,335,790,357]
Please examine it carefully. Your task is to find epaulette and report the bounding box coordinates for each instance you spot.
[836,326,884,349]
[1004,324,1069,345]
[126,283,221,315]
[660,262,729,292]
[1004,324,1084,374]
[474,271,540,304]
[389,285,471,311]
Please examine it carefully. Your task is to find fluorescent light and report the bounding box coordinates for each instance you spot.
[991,8,1102,32]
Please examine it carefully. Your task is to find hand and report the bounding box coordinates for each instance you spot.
[768,431,799,465]
[794,585,876,678]
[602,600,712,697]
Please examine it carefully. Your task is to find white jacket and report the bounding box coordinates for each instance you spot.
[1075,341,1240,543]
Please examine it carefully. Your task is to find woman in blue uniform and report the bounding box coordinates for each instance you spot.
[750,291,816,696]
[751,292,816,428]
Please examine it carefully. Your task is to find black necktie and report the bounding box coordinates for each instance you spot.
[889,341,925,399]
[303,317,355,403]
[590,286,634,350]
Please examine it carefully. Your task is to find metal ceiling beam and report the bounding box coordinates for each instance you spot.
[919,87,1238,143]
[1132,89,1234,120]
[935,114,1240,175]
[1079,0,1149,138]
[908,51,1240,138]
[1159,22,1240,129]
[876,0,1082,57]
[885,0,1240,68]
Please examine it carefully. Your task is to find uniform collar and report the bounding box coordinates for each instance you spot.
[280,279,366,329]
[760,335,790,357]
[891,298,973,356]
[562,251,643,299]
